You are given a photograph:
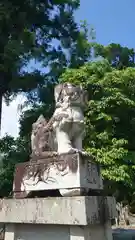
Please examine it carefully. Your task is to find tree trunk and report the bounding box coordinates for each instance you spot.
[0,94,2,134]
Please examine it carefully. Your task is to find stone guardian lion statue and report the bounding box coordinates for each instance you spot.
[31,83,88,157]
[53,83,88,154]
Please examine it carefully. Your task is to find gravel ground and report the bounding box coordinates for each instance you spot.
[113,228,135,239]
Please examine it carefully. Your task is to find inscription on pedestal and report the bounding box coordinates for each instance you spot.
[87,161,100,185]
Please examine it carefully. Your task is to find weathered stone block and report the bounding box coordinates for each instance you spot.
[0,196,116,225]
[13,153,103,197]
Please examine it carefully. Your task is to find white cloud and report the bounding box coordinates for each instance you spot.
[1,95,26,138]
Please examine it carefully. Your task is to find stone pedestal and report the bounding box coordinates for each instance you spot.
[13,153,103,198]
[4,224,113,240]
[0,197,116,240]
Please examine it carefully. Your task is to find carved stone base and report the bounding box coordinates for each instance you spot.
[13,153,103,198]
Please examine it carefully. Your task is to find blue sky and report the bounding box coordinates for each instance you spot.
[75,0,135,48]
[2,0,134,137]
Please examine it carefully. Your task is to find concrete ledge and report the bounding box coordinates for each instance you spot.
[0,196,116,225]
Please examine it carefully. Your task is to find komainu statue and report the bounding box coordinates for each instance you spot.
[53,83,88,154]
[31,83,88,158]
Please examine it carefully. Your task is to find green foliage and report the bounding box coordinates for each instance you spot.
[1,5,135,202]
[0,136,30,197]
[18,20,94,138]
[60,60,135,189]
[0,0,81,120]
[93,43,135,69]
[0,0,84,196]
